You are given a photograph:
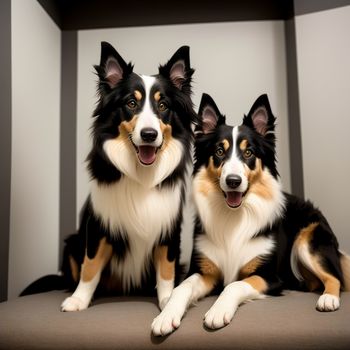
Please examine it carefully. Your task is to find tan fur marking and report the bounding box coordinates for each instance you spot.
[222,139,230,151]
[118,115,138,139]
[198,256,221,289]
[159,120,172,152]
[295,222,319,247]
[69,255,79,283]
[238,257,264,280]
[295,222,341,297]
[159,120,172,137]
[321,272,341,296]
[197,157,222,196]
[82,237,113,282]
[134,90,142,101]
[243,275,268,293]
[202,274,218,290]
[154,246,174,280]
[239,139,248,151]
[207,156,223,180]
[154,91,161,102]
[311,255,341,297]
[245,159,273,199]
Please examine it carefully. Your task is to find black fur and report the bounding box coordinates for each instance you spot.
[21,43,196,300]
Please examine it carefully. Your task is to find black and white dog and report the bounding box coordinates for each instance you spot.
[152,93,350,335]
[22,42,197,311]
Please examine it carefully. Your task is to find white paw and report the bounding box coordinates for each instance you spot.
[61,296,89,312]
[204,300,237,329]
[316,294,340,312]
[152,307,182,336]
[159,296,170,311]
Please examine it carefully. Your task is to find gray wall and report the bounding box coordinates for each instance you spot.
[295,6,350,251]
[8,0,61,299]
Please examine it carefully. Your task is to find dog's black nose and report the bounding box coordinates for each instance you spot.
[226,175,242,189]
[141,128,158,143]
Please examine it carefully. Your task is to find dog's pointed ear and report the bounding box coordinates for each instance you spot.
[196,94,226,135]
[94,42,133,89]
[243,94,276,136]
[158,46,194,93]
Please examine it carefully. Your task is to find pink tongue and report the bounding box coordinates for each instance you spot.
[226,191,243,208]
[138,146,157,165]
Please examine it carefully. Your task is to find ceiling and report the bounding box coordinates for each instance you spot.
[38,0,294,30]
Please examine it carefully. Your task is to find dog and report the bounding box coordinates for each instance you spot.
[151,93,350,335]
[21,42,197,312]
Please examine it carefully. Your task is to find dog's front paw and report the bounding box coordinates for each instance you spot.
[159,296,170,311]
[316,294,340,312]
[152,307,182,336]
[204,300,237,329]
[61,296,89,312]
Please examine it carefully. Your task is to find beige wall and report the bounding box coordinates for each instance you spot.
[296,6,350,251]
[77,21,290,262]
[9,0,61,298]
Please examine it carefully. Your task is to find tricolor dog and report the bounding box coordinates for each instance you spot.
[21,42,197,312]
[152,93,350,335]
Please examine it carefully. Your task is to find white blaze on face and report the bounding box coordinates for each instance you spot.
[132,75,163,148]
[130,75,164,166]
[219,126,249,208]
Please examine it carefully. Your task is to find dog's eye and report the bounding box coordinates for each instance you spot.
[243,149,253,159]
[215,147,224,157]
[158,102,168,112]
[127,99,137,110]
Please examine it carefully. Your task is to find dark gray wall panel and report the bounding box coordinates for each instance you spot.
[0,0,11,302]
[59,31,77,265]
[284,18,304,198]
[38,0,292,29]
[294,0,350,15]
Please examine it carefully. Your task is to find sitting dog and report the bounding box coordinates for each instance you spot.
[152,93,350,335]
[60,43,197,311]
[21,42,197,312]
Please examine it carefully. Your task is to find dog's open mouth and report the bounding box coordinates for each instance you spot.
[137,145,158,165]
[224,191,245,208]
[129,135,163,166]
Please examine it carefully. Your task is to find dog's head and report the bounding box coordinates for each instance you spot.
[89,42,196,185]
[194,93,278,209]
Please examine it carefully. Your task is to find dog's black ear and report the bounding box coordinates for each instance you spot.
[158,46,194,93]
[94,42,133,89]
[197,93,226,135]
[243,94,276,136]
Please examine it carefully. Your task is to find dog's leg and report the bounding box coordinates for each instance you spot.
[316,273,341,311]
[152,273,216,336]
[204,275,267,329]
[154,246,175,310]
[61,237,113,311]
[292,222,341,311]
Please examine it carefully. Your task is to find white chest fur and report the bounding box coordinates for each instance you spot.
[196,233,275,286]
[193,166,285,285]
[90,178,182,289]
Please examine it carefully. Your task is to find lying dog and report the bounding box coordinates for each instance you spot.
[152,93,350,335]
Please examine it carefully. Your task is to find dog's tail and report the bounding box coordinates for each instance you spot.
[19,274,68,296]
[340,252,350,291]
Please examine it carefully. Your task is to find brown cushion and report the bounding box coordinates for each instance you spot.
[0,291,349,349]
